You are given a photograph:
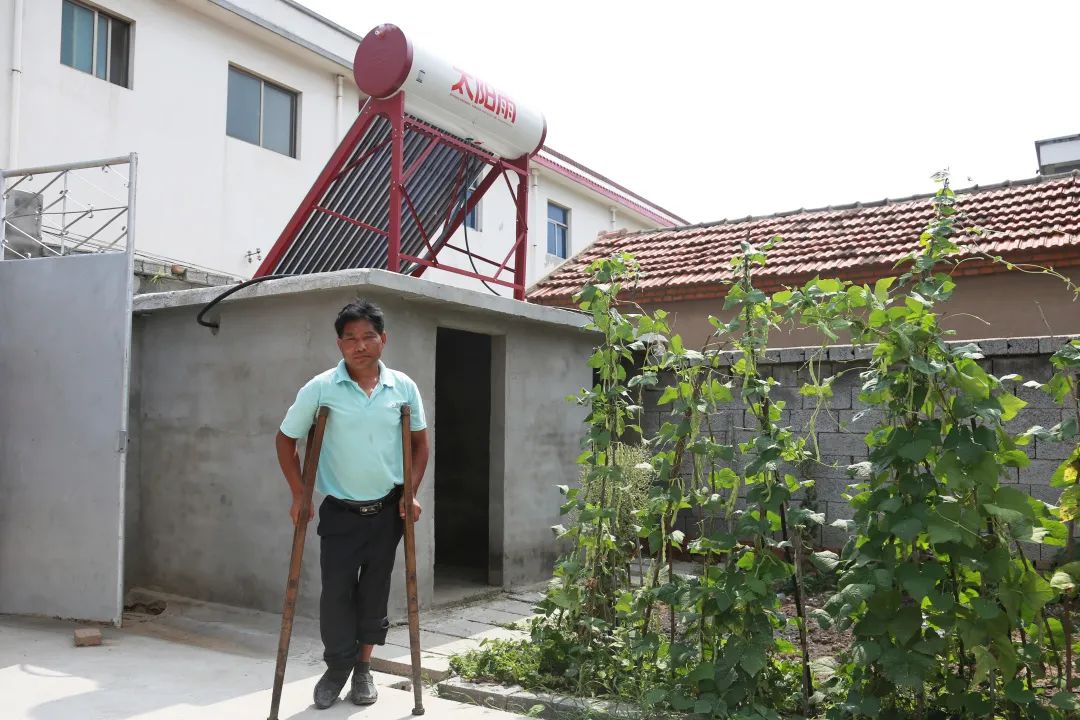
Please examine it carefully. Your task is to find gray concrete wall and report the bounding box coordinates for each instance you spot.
[641,336,1080,566]
[0,252,132,623]
[128,270,591,618]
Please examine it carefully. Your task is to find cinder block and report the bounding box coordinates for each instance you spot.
[1036,439,1075,461]
[74,628,102,647]
[767,363,800,387]
[803,455,858,480]
[813,476,857,503]
[1005,337,1040,355]
[1015,381,1061,409]
[1024,483,1062,505]
[767,385,801,409]
[821,500,857,550]
[852,345,874,361]
[839,408,885,432]
[992,356,1049,383]
[1006,409,1065,433]
[780,347,808,364]
[977,338,1008,356]
[790,409,840,433]
[816,432,869,457]
[1017,459,1066,486]
[826,345,856,362]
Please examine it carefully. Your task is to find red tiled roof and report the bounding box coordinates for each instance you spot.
[527,173,1080,306]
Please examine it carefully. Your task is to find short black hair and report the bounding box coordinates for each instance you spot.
[335,299,385,337]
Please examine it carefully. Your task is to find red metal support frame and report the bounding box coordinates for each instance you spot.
[256,92,533,299]
[510,156,529,299]
[387,92,405,273]
[411,162,503,279]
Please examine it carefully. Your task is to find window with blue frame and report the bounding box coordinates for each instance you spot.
[465,181,481,231]
[60,0,131,88]
[547,203,569,259]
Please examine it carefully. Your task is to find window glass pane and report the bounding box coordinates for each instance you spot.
[226,68,262,146]
[547,203,567,224]
[465,183,479,230]
[109,18,130,87]
[95,15,108,79]
[547,222,559,256]
[66,2,95,73]
[262,83,296,156]
[60,1,75,67]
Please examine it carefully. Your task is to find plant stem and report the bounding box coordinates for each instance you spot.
[780,502,814,711]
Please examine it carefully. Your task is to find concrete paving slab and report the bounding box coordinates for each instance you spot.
[370,643,452,682]
[382,628,463,654]
[0,614,525,719]
[417,627,526,659]
[479,598,541,616]
[455,606,531,627]
[504,590,546,604]
[422,617,509,640]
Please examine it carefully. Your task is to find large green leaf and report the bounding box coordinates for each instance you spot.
[896,563,944,599]
[891,516,924,542]
[889,605,923,644]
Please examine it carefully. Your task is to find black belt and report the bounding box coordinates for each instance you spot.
[328,486,401,516]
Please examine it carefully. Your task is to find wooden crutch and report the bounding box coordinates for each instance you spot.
[400,404,425,715]
[268,406,330,720]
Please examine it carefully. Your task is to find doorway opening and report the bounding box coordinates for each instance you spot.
[433,327,495,605]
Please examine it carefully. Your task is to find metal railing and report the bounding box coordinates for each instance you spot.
[0,153,137,260]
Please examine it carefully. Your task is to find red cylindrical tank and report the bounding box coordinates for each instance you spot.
[354,24,547,160]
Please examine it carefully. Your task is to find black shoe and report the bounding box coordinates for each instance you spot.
[350,668,378,705]
[313,668,351,709]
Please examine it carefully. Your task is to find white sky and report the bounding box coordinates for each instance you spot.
[302,0,1080,224]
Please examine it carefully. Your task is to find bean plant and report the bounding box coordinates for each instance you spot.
[461,180,1080,720]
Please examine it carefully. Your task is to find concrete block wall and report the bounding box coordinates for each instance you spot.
[640,336,1079,565]
[126,270,592,619]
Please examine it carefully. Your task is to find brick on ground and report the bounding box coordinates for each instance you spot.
[73,627,102,647]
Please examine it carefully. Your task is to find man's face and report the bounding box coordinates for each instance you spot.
[337,319,387,366]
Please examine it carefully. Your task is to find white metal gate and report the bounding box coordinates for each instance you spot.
[0,155,137,623]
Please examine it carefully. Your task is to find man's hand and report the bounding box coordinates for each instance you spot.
[399,496,421,522]
[290,496,314,526]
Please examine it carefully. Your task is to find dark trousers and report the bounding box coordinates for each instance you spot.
[317,488,403,671]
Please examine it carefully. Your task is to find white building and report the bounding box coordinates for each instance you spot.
[0,0,684,289]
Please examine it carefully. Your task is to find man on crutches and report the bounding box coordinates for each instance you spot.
[274,300,429,710]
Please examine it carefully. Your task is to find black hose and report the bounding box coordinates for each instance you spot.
[196,274,292,330]
[459,157,500,296]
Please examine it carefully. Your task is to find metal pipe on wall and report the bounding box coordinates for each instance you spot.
[8,0,25,168]
[334,74,344,141]
[530,168,540,282]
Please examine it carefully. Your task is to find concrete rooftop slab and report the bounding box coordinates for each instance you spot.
[132,268,591,332]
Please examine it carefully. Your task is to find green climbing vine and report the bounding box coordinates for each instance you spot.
[452,179,1079,719]
[782,179,1076,718]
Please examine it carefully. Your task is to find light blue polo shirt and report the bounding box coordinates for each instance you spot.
[280,360,427,501]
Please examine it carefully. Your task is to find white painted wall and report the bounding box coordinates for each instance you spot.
[424,165,657,297]
[0,0,668,285]
[0,0,361,278]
